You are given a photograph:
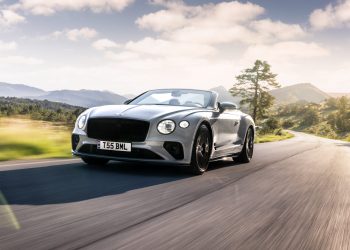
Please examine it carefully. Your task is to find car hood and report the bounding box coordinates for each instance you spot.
[89,105,205,121]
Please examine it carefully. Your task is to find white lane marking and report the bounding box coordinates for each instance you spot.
[0,191,20,230]
[0,158,81,168]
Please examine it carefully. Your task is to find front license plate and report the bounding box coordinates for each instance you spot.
[99,141,131,152]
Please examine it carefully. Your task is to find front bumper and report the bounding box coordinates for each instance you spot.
[72,133,191,165]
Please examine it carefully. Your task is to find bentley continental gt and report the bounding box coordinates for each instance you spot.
[72,89,255,174]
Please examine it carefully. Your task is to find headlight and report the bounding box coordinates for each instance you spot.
[77,115,87,129]
[157,120,175,134]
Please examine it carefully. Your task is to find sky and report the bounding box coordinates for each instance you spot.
[0,0,349,95]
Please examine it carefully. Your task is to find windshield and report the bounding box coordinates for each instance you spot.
[129,89,212,108]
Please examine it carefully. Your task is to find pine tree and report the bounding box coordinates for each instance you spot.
[230,60,280,122]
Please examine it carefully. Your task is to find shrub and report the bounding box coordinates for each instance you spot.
[300,108,320,127]
[260,117,281,134]
[282,119,295,129]
[274,128,285,136]
[306,123,337,139]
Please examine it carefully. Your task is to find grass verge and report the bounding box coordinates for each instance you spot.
[0,117,296,161]
[256,130,294,143]
[0,117,72,161]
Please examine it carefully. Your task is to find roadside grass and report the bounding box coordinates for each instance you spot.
[256,130,294,143]
[0,117,296,161]
[286,121,350,142]
[0,117,72,161]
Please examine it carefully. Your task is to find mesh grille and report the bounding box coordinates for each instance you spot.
[87,118,149,142]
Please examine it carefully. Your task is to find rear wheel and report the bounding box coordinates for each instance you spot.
[233,127,254,163]
[188,124,212,175]
[82,157,109,165]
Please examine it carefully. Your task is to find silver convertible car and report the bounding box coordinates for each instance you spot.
[72,89,255,174]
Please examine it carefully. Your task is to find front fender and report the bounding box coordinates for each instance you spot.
[237,114,255,144]
[146,111,213,163]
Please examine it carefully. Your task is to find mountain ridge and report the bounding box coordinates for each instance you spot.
[0,82,126,108]
[0,82,339,108]
[269,83,330,104]
[0,82,46,97]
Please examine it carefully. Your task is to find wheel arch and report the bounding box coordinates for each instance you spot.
[190,119,214,159]
[238,115,255,145]
[201,120,214,153]
[248,124,255,138]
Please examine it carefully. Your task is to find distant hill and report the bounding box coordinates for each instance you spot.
[0,82,334,108]
[0,82,46,97]
[328,93,350,98]
[0,96,83,110]
[0,82,127,108]
[35,89,127,108]
[0,96,85,125]
[210,86,241,105]
[270,83,330,104]
[210,83,331,106]
[124,94,137,100]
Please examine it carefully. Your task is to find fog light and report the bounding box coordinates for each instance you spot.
[71,134,80,151]
[179,121,189,128]
[164,141,184,160]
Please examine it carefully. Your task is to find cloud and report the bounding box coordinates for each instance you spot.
[125,37,217,57]
[243,41,329,62]
[51,27,98,41]
[0,9,25,26]
[3,57,235,94]
[92,39,120,51]
[0,55,43,65]
[66,27,98,41]
[14,0,134,15]
[0,40,17,51]
[105,51,139,60]
[137,1,305,45]
[170,25,257,44]
[250,19,306,41]
[137,1,264,32]
[136,9,187,32]
[310,0,350,30]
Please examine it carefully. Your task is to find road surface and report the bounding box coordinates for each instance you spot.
[0,132,350,249]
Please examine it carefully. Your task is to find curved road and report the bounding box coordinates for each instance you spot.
[0,132,350,249]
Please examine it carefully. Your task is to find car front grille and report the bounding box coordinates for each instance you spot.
[87,118,149,142]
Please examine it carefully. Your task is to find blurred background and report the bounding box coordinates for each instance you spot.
[0,0,349,161]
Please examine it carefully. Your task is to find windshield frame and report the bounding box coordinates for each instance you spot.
[128,89,217,109]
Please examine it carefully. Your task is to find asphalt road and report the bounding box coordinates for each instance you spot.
[0,132,350,249]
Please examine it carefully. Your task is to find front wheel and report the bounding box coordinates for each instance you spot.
[81,157,109,165]
[233,127,254,163]
[188,124,212,175]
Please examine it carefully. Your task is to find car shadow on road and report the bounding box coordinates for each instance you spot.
[0,160,239,206]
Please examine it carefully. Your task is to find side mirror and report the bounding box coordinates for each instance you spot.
[124,99,132,105]
[218,102,238,112]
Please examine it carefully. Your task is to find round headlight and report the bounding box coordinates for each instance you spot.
[77,115,87,129]
[179,121,189,128]
[157,120,175,134]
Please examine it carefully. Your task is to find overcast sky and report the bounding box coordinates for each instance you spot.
[0,0,349,94]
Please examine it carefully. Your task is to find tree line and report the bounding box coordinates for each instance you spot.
[0,97,86,126]
[230,60,350,139]
[276,97,350,137]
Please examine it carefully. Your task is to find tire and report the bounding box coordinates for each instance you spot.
[188,124,212,175]
[81,157,109,165]
[233,127,254,163]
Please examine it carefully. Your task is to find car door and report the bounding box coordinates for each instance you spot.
[211,109,241,157]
